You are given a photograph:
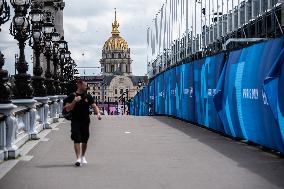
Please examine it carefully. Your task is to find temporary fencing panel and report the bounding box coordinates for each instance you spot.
[155,73,165,115]
[214,38,284,153]
[193,53,226,132]
[130,37,284,154]
[264,48,284,144]
[180,63,195,122]
[149,80,155,115]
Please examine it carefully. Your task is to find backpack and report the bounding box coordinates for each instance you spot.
[62,108,72,120]
[62,93,76,120]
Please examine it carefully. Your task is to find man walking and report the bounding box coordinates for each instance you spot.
[63,80,101,166]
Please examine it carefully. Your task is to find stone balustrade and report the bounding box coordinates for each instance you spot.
[0,96,65,162]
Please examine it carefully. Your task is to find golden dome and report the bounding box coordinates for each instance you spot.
[103,9,129,52]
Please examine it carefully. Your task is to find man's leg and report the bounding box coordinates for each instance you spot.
[74,143,81,159]
[82,143,87,157]
[81,122,90,164]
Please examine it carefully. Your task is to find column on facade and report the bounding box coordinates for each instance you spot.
[121,63,126,73]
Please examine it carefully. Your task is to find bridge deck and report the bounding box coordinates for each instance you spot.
[0,116,284,189]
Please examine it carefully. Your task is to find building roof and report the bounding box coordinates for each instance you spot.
[103,9,129,52]
[81,75,148,86]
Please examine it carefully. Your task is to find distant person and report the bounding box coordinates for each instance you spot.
[63,80,101,167]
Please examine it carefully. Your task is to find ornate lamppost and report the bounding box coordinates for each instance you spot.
[10,0,33,100]
[64,50,71,80]
[0,0,15,160]
[0,0,10,103]
[42,12,56,96]
[9,0,39,141]
[29,2,52,129]
[58,36,68,94]
[51,31,61,95]
[29,2,46,97]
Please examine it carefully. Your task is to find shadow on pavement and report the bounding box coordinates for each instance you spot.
[36,164,75,169]
[152,116,284,188]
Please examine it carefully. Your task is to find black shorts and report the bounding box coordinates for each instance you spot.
[71,120,90,143]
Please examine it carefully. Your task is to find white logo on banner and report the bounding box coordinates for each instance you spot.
[242,88,269,105]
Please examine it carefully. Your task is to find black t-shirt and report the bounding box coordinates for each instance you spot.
[63,92,95,122]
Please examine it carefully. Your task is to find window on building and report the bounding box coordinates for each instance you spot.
[112,53,114,58]
[120,89,123,94]
[118,54,121,58]
[98,87,100,90]
[111,65,115,72]
[115,89,117,94]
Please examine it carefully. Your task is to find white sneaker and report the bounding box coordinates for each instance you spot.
[81,156,87,164]
[75,158,81,167]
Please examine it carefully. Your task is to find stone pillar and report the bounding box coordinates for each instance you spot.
[12,99,38,140]
[0,103,17,159]
[48,96,59,123]
[0,117,6,161]
[35,97,51,129]
[122,63,126,73]
[57,95,66,118]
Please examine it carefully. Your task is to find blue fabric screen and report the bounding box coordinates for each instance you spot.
[214,38,284,153]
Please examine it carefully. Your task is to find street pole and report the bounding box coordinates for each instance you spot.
[108,97,110,115]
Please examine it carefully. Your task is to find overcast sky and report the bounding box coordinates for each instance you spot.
[0,0,162,76]
[64,0,165,76]
[0,0,243,77]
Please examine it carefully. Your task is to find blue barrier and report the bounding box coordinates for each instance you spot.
[194,53,226,133]
[142,86,149,116]
[149,80,155,115]
[264,48,284,144]
[134,93,139,116]
[130,100,134,115]
[214,38,284,153]
[180,63,195,122]
[170,68,176,117]
[130,37,284,154]
[155,73,165,115]
[176,65,182,118]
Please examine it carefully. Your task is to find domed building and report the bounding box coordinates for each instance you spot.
[100,10,132,76]
[84,10,148,113]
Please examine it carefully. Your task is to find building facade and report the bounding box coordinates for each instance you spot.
[83,10,148,103]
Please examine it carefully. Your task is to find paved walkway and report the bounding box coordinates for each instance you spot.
[0,116,284,189]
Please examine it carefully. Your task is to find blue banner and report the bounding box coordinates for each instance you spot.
[143,86,149,116]
[264,48,284,144]
[134,93,139,116]
[149,80,155,115]
[169,68,177,116]
[214,38,284,153]
[131,37,284,154]
[155,73,165,115]
[194,59,205,126]
[197,53,225,132]
[176,65,182,118]
[130,100,134,115]
[164,70,170,115]
[180,63,195,122]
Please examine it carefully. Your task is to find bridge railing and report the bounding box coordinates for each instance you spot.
[0,96,66,161]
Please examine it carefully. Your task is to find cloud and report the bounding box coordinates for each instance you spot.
[0,0,163,77]
[64,0,163,76]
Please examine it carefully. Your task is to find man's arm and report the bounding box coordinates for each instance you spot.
[64,96,81,112]
[91,103,101,120]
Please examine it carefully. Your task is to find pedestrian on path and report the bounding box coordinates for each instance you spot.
[63,79,101,166]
